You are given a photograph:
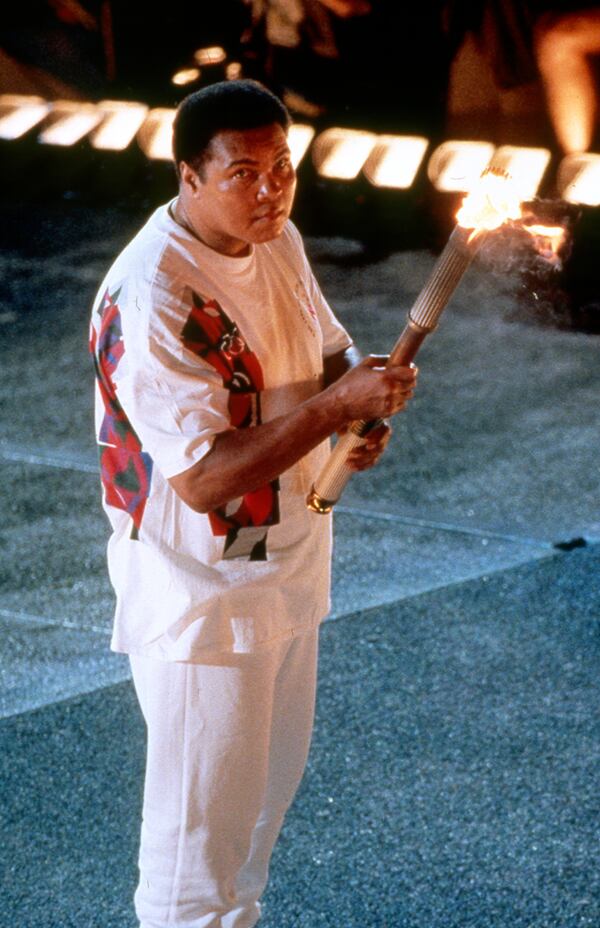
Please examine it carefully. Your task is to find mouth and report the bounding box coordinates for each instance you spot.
[253,208,286,223]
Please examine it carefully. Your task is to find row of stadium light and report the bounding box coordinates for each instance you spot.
[1,94,599,205]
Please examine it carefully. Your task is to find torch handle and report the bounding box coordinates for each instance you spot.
[306,224,481,514]
[306,322,427,513]
[305,421,376,513]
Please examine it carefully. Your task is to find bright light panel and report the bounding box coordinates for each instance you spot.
[557,152,600,206]
[0,95,49,140]
[194,46,226,66]
[91,100,149,151]
[490,145,551,199]
[226,62,242,80]
[38,101,103,146]
[288,124,315,168]
[312,128,377,180]
[172,68,201,87]
[137,108,176,160]
[427,141,496,192]
[363,135,428,189]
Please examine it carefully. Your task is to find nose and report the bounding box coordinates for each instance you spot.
[256,171,283,201]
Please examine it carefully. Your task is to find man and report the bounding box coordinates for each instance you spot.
[90,79,417,928]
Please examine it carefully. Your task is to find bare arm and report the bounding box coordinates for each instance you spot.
[318,0,371,18]
[534,9,600,153]
[169,352,416,513]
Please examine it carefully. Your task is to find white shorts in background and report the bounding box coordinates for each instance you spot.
[129,628,319,928]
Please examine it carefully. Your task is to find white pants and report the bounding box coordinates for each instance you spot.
[129,628,319,928]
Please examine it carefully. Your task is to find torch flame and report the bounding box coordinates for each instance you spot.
[455,168,568,265]
[521,224,566,265]
[455,168,522,239]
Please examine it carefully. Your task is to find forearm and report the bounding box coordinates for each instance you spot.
[169,384,348,513]
[169,349,417,512]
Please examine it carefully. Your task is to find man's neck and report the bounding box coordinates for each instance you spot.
[170,197,250,258]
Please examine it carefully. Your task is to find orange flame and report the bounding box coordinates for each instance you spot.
[455,169,522,239]
[455,169,567,263]
[521,224,566,265]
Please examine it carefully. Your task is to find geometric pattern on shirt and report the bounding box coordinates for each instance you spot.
[180,290,280,561]
[90,284,153,540]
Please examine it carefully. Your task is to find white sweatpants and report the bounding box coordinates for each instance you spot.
[129,628,319,928]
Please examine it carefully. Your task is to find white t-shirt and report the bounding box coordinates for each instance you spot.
[90,203,351,661]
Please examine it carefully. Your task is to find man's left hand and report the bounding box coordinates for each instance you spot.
[345,421,391,472]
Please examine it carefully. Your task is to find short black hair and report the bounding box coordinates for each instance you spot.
[172,79,291,180]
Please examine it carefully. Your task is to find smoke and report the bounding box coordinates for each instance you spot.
[473,199,598,332]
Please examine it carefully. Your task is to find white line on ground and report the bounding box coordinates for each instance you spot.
[0,671,132,722]
[0,607,110,636]
[336,504,554,548]
[0,549,558,718]
[326,546,556,622]
[0,443,556,547]
[0,446,98,473]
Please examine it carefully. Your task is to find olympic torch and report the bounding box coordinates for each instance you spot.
[307,169,522,514]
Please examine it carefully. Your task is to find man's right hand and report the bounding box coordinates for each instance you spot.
[326,354,417,424]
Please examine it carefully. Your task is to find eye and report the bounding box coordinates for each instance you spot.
[275,156,293,173]
[231,167,257,182]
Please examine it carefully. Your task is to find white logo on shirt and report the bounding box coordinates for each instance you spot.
[293,280,318,337]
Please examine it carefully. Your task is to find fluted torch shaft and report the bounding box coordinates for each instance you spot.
[307,224,484,513]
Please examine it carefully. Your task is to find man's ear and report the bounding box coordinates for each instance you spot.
[179,161,201,195]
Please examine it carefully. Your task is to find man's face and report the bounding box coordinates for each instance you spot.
[180,123,296,256]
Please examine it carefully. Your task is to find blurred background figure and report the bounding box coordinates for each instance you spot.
[1,0,598,160]
[0,0,109,98]
[241,0,373,117]
[0,0,248,102]
[534,6,600,154]
[242,0,453,134]
[443,2,600,152]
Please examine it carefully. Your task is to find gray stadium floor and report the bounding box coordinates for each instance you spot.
[1,204,599,927]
